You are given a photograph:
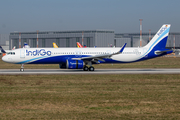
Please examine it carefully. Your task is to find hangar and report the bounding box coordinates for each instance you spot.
[9,30,114,49]
[8,30,180,49]
[115,33,180,49]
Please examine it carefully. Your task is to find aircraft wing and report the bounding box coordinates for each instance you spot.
[72,43,127,62]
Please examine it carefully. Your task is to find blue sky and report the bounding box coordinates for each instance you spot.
[0,0,180,34]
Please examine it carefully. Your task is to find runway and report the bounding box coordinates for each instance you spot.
[0,68,180,74]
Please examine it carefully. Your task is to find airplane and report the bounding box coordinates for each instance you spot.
[77,42,83,48]
[0,24,173,72]
[53,42,84,48]
[53,42,58,48]
[23,43,30,48]
[12,46,16,50]
[0,46,16,56]
[1,43,29,57]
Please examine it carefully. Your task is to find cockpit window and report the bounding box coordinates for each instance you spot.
[7,52,15,55]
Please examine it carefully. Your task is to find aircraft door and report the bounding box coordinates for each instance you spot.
[20,49,25,58]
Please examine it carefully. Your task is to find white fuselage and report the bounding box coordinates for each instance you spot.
[2,47,146,64]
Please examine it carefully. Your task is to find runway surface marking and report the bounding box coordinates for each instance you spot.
[0,68,180,74]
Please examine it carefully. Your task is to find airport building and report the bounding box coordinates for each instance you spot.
[8,30,180,49]
[9,30,115,49]
[0,34,9,51]
[115,33,180,49]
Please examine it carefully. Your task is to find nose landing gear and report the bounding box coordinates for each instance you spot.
[20,64,24,72]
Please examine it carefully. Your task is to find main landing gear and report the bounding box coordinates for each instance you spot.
[83,61,95,71]
[83,66,94,71]
[20,64,24,72]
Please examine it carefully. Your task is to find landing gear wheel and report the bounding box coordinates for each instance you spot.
[83,66,89,71]
[20,64,24,72]
[89,66,94,71]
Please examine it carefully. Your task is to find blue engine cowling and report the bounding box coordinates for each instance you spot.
[66,60,84,69]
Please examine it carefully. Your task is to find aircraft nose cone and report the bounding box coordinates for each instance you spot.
[2,56,6,62]
[2,56,11,63]
[2,55,14,63]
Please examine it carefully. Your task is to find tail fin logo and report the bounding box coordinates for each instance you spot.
[157,25,168,36]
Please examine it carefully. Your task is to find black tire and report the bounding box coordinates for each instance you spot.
[83,66,89,71]
[20,68,24,72]
[89,66,94,71]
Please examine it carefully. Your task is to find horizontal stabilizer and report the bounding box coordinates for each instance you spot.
[155,49,173,55]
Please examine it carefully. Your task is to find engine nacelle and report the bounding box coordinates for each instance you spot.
[66,60,84,69]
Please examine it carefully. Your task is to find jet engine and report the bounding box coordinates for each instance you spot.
[66,60,84,69]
